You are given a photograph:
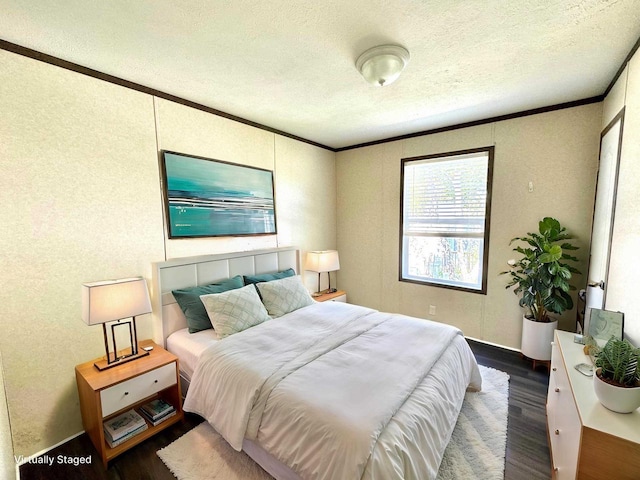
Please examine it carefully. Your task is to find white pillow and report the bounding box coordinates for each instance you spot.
[200,284,270,338]
[256,275,314,318]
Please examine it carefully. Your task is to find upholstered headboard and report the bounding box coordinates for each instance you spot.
[151,247,300,347]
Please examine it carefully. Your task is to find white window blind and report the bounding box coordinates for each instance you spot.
[403,152,489,238]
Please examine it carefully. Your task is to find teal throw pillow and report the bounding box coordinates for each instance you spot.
[172,275,244,333]
[243,268,295,285]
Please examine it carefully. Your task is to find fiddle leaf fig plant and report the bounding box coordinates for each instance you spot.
[501,217,581,323]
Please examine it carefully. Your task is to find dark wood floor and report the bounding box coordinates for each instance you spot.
[20,339,551,480]
[467,339,551,480]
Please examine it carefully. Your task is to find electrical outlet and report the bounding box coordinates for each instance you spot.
[429,305,436,315]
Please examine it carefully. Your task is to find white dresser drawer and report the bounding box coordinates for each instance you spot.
[100,362,176,417]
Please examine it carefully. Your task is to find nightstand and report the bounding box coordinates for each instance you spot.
[313,289,347,303]
[75,340,183,467]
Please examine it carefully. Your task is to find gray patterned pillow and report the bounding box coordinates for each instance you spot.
[256,275,314,318]
[200,284,270,338]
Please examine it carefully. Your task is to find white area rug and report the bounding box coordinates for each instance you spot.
[158,365,509,480]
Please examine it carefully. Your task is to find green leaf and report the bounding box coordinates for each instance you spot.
[557,267,571,280]
[561,253,580,263]
[539,217,561,237]
[566,265,582,274]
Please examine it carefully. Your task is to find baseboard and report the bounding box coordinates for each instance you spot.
[466,336,521,353]
[14,429,85,477]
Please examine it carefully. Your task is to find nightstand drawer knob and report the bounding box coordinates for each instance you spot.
[555,388,560,393]
[552,367,557,371]
[124,391,129,396]
[154,380,158,383]
[555,429,560,435]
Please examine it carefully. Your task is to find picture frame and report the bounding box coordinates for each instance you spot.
[586,307,624,346]
[160,151,277,238]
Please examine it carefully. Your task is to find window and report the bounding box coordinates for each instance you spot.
[400,147,494,293]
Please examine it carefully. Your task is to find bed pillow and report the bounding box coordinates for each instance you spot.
[172,276,244,333]
[200,284,271,338]
[243,268,295,285]
[256,275,315,318]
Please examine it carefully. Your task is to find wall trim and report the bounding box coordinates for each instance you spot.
[336,96,604,152]
[0,38,334,152]
[466,336,521,353]
[14,429,84,471]
[603,34,640,98]
[3,33,639,153]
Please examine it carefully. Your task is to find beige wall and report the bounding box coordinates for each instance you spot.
[0,49,337,458]
[0,49,164,457]
[605,48,640,345]
[337,105,602,350]
[155,98,278,258]
[0,352,14,480]
[273,135,338,292]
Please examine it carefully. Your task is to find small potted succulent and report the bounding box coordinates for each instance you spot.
[501,217,581,362]
[593,336,640,413]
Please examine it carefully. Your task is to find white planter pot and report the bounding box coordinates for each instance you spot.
[521,315,557,361]
[594,368,640,414]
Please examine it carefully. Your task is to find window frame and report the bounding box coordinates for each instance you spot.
[399,146,495,294]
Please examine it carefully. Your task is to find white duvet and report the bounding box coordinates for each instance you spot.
[184,301,482,480]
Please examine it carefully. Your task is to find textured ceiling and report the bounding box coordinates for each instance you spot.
[1,0,639,149]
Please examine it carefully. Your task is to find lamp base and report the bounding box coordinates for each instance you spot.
[94,349,149,371]
[312,288,337,298]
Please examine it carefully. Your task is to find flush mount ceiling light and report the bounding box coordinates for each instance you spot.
[356,44,410,87]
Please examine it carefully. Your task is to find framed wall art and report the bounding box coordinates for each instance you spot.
[160,151,277,238]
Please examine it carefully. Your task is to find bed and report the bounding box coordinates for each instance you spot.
[152,247,482,480]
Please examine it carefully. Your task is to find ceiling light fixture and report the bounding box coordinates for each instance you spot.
[356,44,410,87]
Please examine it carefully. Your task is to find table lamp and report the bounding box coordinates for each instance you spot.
[306,250,340,296]
[81,277,152,370]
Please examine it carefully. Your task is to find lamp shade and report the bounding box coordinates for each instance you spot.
[82,277,152,325]
[356,45,410,87]
[306,250,340,273]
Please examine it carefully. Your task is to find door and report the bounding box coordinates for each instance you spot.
[585,109,624,332]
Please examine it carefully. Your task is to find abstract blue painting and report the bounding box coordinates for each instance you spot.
[161,151,277,238]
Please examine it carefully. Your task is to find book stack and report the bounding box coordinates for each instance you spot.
[139,398,176,426]
[103,410,147,448]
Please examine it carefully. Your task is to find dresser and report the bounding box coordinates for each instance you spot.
[547,330,640,479]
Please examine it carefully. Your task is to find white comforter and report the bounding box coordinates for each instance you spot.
[184,301,482,480]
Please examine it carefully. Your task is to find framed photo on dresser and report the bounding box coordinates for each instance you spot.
[586,307,624,346]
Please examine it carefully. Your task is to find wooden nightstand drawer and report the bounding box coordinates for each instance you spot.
[100,362,176,417]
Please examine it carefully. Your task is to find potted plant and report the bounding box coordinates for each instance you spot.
[501,217,581,362]
[593,337,640,413]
